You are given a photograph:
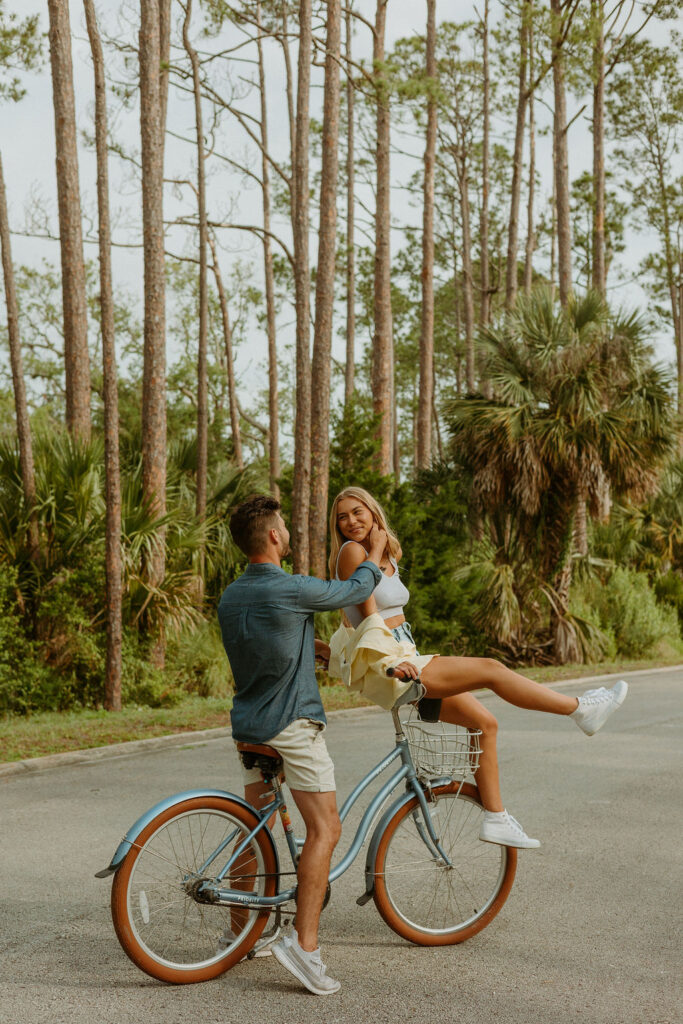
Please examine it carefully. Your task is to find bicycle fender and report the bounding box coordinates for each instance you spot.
[94,788,278,879]
[358,778,453,904]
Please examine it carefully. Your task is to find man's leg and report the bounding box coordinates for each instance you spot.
[225,771,280,938]
[286,789,341,951]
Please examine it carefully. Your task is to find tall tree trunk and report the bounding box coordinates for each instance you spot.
[256,0,280,497]
[677,278,683,417]
[417,0,437,470]
[159,0,171,146]
[182,1,208,594]
[140,0,167,662]
[309,0,341,578]
[450,198,463,394]
[459,159,476,392]
[479,0,491,326]
[523,3,536,295]
[281,2,296,155]
[209,233,243,470]
[650,140,682,415]
[574,477,589,557]
[591,0,606,296]
[344,1,356,406]
[550,169,557,298]
[393,394,400,480]
[84,0,122,711]
[505,0,530,312]
[291,0,312,573]
[0,152,40,561]
[47,0,91,440]
[432,386,444,462]
[551,0,572,306]
[372,0,393,475]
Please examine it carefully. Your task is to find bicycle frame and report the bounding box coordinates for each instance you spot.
[201,710,454,910]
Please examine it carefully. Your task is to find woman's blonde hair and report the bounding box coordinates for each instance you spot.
[327,487,401,579]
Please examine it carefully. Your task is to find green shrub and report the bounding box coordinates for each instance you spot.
[167,621,234,698]
[569,589,617,661]
[35,559,107,708]
[654,571,683,627]
[120,633,182,708]
[578,567,681,659]
[0,564,62,714]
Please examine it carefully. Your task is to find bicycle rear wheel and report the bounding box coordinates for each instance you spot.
[372,782,516,945]
[111,796,278,983]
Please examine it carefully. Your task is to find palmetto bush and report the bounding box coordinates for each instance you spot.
[0,430,259,710]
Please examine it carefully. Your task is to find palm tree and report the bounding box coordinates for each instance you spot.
[445,287,678,662]
[593,458,683,575]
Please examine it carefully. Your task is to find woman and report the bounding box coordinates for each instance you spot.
[328,486,628,849]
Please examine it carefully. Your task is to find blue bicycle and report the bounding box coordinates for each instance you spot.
[97,704,517,984]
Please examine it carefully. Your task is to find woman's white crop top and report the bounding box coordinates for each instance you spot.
[335,541,410,627]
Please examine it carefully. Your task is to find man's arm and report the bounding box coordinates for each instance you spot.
[296,523,387,613]
[297,561,381,613]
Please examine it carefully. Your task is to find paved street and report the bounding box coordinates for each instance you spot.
[1,668,681,1024]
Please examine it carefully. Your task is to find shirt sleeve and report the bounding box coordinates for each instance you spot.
[296,561,382,613]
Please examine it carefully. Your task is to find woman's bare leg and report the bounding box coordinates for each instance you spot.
[422,656,579,715]
[440,693,504,812]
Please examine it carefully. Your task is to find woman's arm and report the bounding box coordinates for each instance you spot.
[337,541,378,619]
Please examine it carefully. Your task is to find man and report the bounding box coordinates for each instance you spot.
[218,494,386,995]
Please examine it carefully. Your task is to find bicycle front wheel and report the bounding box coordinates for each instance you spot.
[111,796,278,983]
[372,782,516,945]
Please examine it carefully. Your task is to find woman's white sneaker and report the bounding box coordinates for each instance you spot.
[479,810,541,849]
[571,680,628,736]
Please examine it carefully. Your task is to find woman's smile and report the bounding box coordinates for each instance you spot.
[336,497,374,542]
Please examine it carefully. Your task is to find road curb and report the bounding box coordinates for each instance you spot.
[1,664,680,780]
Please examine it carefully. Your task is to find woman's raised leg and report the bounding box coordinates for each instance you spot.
[439,693,504,812]
[438,690,540,848]
[422,656,579,715]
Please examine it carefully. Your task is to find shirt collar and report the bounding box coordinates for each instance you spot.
[243,562,285,575]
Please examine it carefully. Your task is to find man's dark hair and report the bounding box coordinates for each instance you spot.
[230,495,282,557]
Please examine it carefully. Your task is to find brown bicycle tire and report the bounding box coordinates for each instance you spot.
[372,781,517,945]
[111,796,278,983]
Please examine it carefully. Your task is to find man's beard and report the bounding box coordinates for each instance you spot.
[277,531,291,558]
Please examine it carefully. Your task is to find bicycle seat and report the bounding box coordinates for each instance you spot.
[235,741,283,776]
[235,742,280,759]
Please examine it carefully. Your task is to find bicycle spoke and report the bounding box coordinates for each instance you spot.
[124,806,269,968]
[377,791,509,938]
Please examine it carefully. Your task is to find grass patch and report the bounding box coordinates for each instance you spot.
[0,686,372,762]
[2,652,680,763]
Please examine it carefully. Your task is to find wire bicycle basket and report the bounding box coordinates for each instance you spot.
[403,712,482,781]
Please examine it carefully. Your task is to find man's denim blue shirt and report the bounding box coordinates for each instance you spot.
[218,560,381,743]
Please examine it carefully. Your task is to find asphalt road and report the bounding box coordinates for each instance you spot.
[1,668,681,1024]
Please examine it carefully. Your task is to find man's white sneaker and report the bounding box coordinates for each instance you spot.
[271,934,341,995]
[479,810,541,849]
[571,680,628,736]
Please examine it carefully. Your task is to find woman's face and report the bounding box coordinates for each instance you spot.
[336,496,375,544]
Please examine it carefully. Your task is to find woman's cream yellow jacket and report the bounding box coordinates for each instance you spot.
[327,612,436,711]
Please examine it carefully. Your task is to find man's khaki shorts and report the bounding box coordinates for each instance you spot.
[237,717,336,793]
